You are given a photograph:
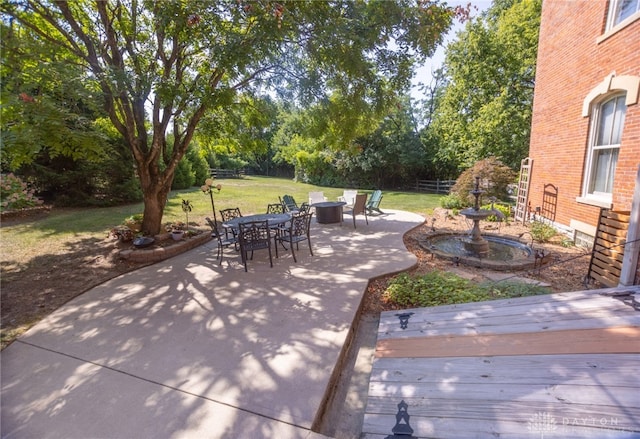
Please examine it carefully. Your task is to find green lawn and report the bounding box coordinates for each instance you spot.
[163,176,442,223]
[1,176,442,267]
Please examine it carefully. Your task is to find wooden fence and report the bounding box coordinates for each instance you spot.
[415,179,456,194]
[210,169,245,179]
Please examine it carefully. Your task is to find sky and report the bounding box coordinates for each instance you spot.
[411,0,492,99]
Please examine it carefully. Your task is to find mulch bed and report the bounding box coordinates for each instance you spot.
[362,208,595,315]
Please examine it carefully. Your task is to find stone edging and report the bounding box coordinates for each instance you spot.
[119,231,212,263]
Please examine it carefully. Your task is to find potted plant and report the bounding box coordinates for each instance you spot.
[109,226,134,242]
[164,221,185,240]
[171,229,184,241]
[122,213,144,232]
[165,221,183,240]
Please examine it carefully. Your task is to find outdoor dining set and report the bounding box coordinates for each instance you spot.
[206,189,383,271]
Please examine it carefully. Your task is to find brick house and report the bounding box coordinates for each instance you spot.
[526,0,639,285]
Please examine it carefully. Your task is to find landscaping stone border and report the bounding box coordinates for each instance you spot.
[119,231,212,263]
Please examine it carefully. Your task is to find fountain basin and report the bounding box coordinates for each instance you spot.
[420,233,535,271]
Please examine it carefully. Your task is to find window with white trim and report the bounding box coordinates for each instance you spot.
[607,0,640,29]
[583,94,626,202]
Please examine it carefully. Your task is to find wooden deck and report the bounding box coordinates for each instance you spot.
[362,287,640,438]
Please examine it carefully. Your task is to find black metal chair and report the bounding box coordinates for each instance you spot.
[219,207,242,245]
[275,212,314,263]
[266,203,288,244]
[220,207,242,222]
[298,202,310,214]
[266,203,285,214]
[238,220,273,272]
[205,217,237,265]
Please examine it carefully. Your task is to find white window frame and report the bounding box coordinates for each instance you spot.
[581,94,625,205]
[606,0,640,30]
[578,73,639,208]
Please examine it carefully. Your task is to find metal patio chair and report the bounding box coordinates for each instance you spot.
[275,211,314,263]
[205,217,237,265]
[219,207,242,246]
[266,203,285,214]
[238,220,273,272]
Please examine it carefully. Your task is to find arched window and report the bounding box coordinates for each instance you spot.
[583,94,626,202]
[580,73,638,207]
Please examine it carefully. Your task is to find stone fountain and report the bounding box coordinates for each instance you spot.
[420,176,536,270]
[459,176,492,257]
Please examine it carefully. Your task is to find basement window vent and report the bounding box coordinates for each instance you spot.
[575,231,595,249]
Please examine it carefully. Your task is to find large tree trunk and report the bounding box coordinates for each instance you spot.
[140,186,170,236]
[138,165,174,236]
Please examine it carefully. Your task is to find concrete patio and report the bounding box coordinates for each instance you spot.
[1,209,424,438]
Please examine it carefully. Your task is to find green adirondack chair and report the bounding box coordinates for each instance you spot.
[279,194,299,212]
[366,190,383,215]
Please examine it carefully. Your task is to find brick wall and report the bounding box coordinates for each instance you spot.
[528,0,640,237]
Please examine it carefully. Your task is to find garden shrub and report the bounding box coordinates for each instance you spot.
[96,149,142,204]
[108,177,142,204]
[186,147,211,185]
[21,156,98,207]
[479,202,511,222]
[219,155,249,171]
[383,272,486,308]
[15,135,141,207]
[0,173,43,211]
[451,158,517,206]
[172,158,195,189]
[560,238,575,248]
[474,281,550,299]
[123,213,144,230]
[382,271,550,309]
[440,193,466,210]
[530,221,558,243]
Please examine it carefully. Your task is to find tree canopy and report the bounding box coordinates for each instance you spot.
[431,0,541,171]
[2,0,461,233]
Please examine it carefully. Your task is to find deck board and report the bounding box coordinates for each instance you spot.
[377,291,639,339]
[362,287,640,438]
[367,378,640,406]
[368,354,640,387]
[375,326,640,358]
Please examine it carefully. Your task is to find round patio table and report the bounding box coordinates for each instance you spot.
[312,201,346,224]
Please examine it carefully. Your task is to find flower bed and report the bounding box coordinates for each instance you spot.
[119,229,212,263]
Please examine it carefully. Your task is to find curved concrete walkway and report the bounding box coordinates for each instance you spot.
[1,210,424,439]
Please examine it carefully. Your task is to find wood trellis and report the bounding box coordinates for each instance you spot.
[541,183,558,223]
[514,158,533,223]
